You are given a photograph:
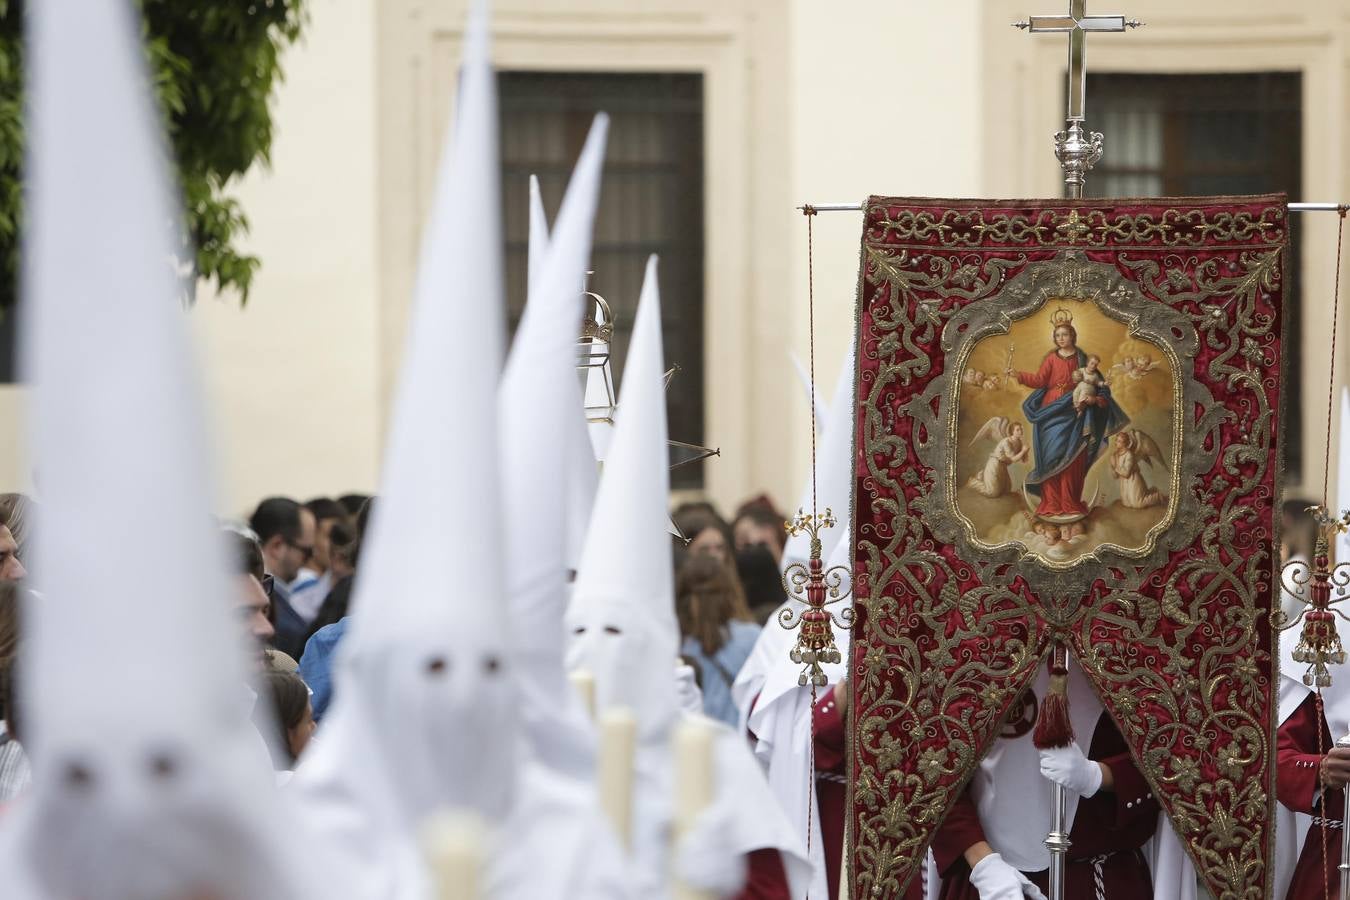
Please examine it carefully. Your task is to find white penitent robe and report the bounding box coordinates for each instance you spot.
[971,662,1105,871]
[291,711,630,900]
[628,712,812,899]
[733,598,847,900]
[734,535,851,900]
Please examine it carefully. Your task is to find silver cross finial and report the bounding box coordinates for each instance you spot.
[1013,1,1143,198]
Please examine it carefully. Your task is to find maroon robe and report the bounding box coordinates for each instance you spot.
[813,686,924,900]
[1279,690,1343,900]
[740,849,791,900]
[930,711,1156,899]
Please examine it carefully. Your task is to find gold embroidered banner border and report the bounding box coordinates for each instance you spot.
[846,195,1287,900]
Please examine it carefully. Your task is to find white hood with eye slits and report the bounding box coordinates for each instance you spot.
[288,5,629,899]
[565,259,810,898]
[290,0,518,828]
[3,0,336,897]
[566,256,679,745]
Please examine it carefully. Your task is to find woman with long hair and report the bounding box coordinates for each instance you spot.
[675,553,759,727]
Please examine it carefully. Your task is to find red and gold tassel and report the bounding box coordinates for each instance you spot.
[1033,643,1074,750]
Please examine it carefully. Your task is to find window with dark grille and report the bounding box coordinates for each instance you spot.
[499,72,706,489]
[0,313,16,383]
[1085,72,1303,480]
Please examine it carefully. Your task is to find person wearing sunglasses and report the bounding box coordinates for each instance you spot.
[248,497,315,661]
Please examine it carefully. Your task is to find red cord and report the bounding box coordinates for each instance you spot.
[806,682,817,899]
[1314,690,1331,899]
[806,207,818,515]
[803,205,819,899]
[1321,209,1346,508]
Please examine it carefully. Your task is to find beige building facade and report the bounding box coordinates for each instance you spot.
[0,0,1340,516]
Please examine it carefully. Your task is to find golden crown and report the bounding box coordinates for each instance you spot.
[1049,307,1074,327]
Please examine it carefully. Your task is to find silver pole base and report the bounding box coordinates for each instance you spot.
[1046,782,1071,900]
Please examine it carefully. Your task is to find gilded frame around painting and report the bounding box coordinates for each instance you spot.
[907,250,1214,621]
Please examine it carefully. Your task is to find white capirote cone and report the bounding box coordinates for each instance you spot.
[567,255,678,742]
[528,171,601,573]
[527,173,548,304]
[1337,388,1350,569]
[566,378,601,573]
[789,349,829,438]
[733,333,857,727]
[728,335,856,900]
[292,0,519,839]
[780,337,856,572]
[501,113,609,780]
[9,1,330,898]
[567,259,811,898]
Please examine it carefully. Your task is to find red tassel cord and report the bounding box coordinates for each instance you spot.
[1033,643,1075,750]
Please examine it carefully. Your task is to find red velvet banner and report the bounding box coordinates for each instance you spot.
[847,195,1286,900]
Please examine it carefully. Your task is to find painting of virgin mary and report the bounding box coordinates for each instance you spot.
[956,300,1175,561]
[1007,309,1129,540]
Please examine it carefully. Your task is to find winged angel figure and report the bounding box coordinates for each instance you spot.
[1110,427,1168,508]
[1108,354,1164,381]
[966,415,1030,498]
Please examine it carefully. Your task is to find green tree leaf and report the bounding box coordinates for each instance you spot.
[0,0,309,307]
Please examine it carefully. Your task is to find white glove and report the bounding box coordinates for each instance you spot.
[969,853,1048,900]
[674,799,748,897]
[674,662,704,715]
[1038,741,1104,797]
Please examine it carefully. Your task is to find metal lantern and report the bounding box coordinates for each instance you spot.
[577,275,617,426]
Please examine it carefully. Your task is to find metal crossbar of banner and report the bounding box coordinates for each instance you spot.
[798,202,1350,214]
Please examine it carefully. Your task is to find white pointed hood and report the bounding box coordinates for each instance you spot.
[780,338,857,572]
[524,173,598,571]
[566,385,601,573]
[1280,388,1350,733]
[567,257,677,742]
[295,0,518,830]
[12,0,326,897]
[527,174,548,303]
[501,114,609,778]
[789,350,829,439]
[733,334,857,726]
[1278,387,1350,741]
[1337,388,1350,573]
[728,334,857,900]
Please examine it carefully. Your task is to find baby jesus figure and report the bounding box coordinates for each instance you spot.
[1071,354,1107,411]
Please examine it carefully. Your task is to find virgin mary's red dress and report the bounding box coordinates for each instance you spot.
[1015,350,1115,520]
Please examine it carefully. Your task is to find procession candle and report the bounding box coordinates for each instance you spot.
[420,810,485,900]
[570,669,596,720]
[598,707,637,850]
[672,717,717,900]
